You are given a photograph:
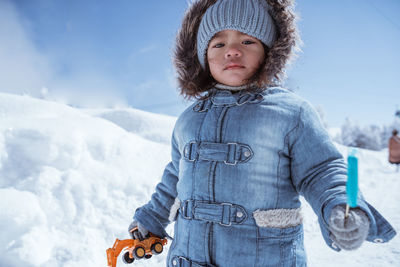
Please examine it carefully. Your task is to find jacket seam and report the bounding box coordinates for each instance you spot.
[275,150,281,209]
[275,104,302,208]
[189,106,208,260]
[286,103,304,190]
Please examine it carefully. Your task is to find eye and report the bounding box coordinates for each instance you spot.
[242,40,255,45]
[213,43,225,48]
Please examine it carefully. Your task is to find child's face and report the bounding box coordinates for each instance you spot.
[207,30,265,86]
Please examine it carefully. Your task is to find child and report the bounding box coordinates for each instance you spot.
[129,0,396,266]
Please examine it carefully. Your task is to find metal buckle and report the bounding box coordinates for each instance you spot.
[236,93,252,106]
[181,200,193,220]
[219,202,233,226]
[178,256,189,262]
[186,141,197,162]
[224,143,238,165]
[224,160,237,165]
[192,100,207,112]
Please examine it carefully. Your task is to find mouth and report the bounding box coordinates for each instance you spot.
[224,64,245,70]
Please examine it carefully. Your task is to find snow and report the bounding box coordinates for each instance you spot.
[0,92,399,267]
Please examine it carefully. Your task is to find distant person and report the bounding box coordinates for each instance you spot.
[389,129,400,170]
[124,0,396,266]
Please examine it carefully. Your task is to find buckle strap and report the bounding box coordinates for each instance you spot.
[210,91,263,106]
[180,200,248,226]
[171,256,216,267]
[192,92,263,111]
[192,99,212,112]
[237,93,264,105]
[184,141,198,162]
[183,141,253,165]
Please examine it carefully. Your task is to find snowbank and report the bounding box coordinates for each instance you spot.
[0,93,173,266]
[0,93,398,266]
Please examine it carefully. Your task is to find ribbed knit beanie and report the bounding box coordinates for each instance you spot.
[197,0,277,69]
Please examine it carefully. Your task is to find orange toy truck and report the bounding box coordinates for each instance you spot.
[106,227,167,267]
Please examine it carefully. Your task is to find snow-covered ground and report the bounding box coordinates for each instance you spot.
[0,92,398,267]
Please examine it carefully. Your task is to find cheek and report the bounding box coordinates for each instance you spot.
[207,52,218,65]
[207,49,225,65]
[250,53,264,69]
[208,62,219,80]
[207,56,223,76]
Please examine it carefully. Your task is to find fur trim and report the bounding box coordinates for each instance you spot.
[174,0,217,99]
[168,198,181,222]
[174,0,302,100]
[253,208,303,228]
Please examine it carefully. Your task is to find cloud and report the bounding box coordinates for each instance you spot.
[0,0,126,108]
[49,72,127,108]
[139,44,157,54]
[0,0,51,97]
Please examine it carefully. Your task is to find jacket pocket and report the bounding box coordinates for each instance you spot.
[255,224,305,267]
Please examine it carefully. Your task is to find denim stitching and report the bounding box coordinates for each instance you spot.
[275,149,282,209]
[217,107,228,142]
[209,223,215,266]
[188,110,209,261]
[279,236,284,267]
[275,105,301,209]
[208,163,213,201]
[293,234,297,267]
[204,222,210,264]
[169,217,179,253]
[287,103,304,186]
[186,220,190,262]
[256,226,260,266]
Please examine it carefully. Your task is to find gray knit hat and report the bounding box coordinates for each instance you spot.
[197,0,277,69]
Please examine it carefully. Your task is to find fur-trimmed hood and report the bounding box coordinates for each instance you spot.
[173,0,301,100]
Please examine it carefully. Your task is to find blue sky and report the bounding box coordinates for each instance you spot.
[0,0,399,127]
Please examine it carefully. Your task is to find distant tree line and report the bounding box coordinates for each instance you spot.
[313,106,400,151]
[332,118,400,151]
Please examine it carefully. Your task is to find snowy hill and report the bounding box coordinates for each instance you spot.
[0,93,398,267]
[83,108,176,145]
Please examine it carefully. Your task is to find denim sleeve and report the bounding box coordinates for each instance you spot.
[288,101,396,251]
[133,127,180,238]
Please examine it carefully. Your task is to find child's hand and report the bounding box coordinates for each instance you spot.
[328,205,370,250]
[128,220,149,240]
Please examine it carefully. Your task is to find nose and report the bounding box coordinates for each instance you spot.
[225,45,242,59]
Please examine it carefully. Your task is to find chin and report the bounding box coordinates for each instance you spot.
[217,78,242,86]
[229,82,246,86]
[221,74,252,86]
[222,80,247,86]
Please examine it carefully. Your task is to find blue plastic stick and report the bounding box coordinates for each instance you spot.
[346,149,359,214]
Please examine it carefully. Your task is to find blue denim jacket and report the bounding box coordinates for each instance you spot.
[134,87,396,267]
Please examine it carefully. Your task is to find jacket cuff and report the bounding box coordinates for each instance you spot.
[319,195,380,251]
[134,207,172,239]
[363,202,397,243]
